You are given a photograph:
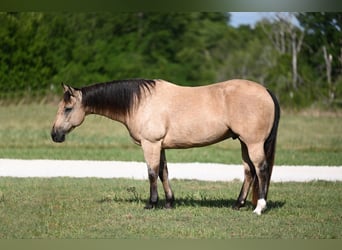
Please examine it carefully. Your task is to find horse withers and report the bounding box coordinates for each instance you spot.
[51,79,280,215]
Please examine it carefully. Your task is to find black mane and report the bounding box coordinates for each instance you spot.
[81,79,156,115]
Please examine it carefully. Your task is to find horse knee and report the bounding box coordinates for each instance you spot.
[148,167,158,182]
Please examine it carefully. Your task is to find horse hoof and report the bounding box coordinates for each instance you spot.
[164,196,175,209]
[144,201,158,209]
[232,205,240,210]
[164,203,174,209]
[144,204,155,209]
[232,201,245,210]
[253,209,262,215]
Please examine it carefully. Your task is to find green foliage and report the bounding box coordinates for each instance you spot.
[297,12,342,82]
[0,12,341,108]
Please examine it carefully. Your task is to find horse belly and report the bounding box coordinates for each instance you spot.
[162,118,230,149]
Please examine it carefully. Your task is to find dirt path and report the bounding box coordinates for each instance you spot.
[0,159,341,182]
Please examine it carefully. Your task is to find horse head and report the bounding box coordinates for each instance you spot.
[51,83,86,143]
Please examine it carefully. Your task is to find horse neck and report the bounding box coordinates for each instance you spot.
[84,104,128,124]
[80,80,153,126]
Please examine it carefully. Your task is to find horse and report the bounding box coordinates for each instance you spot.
[51,78,280,215]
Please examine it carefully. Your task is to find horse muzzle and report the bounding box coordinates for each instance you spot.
[51,127,66,143]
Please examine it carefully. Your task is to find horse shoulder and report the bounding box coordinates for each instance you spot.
[126,88,170,144]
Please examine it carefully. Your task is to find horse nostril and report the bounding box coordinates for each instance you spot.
[51,131,57,142]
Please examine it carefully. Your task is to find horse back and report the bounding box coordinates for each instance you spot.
[129,79,275,148]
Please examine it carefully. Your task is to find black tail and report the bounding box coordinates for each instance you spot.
[264,89,280,179]
[252,89,280,204]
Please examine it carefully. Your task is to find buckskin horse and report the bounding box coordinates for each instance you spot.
[51,79,280,215]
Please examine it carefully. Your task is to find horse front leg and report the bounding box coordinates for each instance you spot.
[142,140,162,209]
[159,149,175,208]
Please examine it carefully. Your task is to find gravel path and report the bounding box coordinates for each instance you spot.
[0,159,341,182]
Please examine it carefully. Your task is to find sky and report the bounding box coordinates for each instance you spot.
[230,12,299,27]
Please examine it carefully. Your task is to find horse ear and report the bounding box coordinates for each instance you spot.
[61,83,75,95]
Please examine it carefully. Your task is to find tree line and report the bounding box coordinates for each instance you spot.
[0,12,341,108]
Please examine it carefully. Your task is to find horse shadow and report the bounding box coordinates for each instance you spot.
[98,194,286,212]
[174,198,286,211]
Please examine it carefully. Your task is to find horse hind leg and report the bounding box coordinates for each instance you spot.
[159,149,175,208]
[248,143,270,215]
[233,140,255,210]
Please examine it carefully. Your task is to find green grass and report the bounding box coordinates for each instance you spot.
[0,177,341,239]
[0,104,341,239]
[0,104,341,165]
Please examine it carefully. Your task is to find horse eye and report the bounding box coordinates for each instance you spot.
[64,107,73,113]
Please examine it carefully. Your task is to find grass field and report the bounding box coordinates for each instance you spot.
[0,177,341,239]
[0,104,341,239]
[0,104,341,165]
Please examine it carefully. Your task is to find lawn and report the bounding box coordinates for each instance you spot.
[0,104,341,239]
[0,103,341,165]
[0,177,341,239]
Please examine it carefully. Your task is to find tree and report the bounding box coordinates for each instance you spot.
[217,24,276,86]
[138,12,230,84]
[1,11,341,109]
[0,12,232,99]
[296,12,342,104]
[261,13,304,90]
